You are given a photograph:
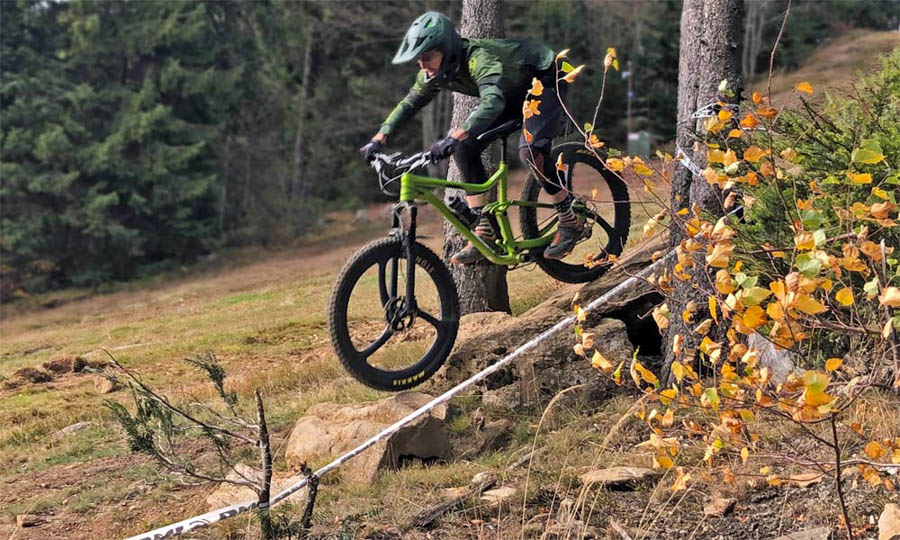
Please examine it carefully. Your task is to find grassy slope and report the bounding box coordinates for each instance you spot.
[1,30,897,539]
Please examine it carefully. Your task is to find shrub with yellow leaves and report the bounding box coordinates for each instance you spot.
[569,50,899,536]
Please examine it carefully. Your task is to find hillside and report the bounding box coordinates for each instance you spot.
[1,31,898,540]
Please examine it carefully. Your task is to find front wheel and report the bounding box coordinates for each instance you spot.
[519,142,631,283]
[328,237,459,391]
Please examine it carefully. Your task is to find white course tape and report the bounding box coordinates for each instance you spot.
[124,250,675,540]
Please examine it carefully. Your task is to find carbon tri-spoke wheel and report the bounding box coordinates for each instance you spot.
[519,142,631,283]
[327,237,459,391]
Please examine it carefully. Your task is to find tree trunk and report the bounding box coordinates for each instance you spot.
[255,390,273,540]
[291,21,316,200]
[422,91,452,179]
[442,0,510,315]
[742,0,769,82]
[663,0,743,371]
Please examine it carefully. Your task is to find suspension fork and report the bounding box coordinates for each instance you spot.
[388,203,418,318]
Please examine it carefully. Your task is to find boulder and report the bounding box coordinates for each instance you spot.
[880,503,900,540]
[480,486,516,507]
[94,375,122,394]
[284,392,450,485]
[703,496,737,517]
[51,421,91,441]
[771,528,832,540]
[205,464,307,510]
[579,466,661,489]
[16,514,40,527]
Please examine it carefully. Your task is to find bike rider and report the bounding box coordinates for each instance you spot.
[360,11,580,263]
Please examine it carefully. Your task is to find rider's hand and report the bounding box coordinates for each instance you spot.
[429,136,459,161]
[359,140,383,162]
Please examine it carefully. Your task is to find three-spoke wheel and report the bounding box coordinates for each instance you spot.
[327,237,459,391]
[520,142,632,283]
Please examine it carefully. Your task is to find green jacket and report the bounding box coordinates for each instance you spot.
[378,38,555,138]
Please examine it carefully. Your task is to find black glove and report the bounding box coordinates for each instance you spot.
[359,140,383,162]
[429,136,459,161]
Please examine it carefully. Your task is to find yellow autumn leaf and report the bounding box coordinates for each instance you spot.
[865,441,887,460]
[592,350,614,371]
[727,128,743,138]
[563,64,585,83]
[659,388,678,406]
[709,296,718,323]
[633,161,653,176]
[605,158,624,172]
[757,106,778,119]
[522,99,542,119]
[825,357,843,372]
[707,149,725,164]
[793,294,828,315]
[718,109,733,122]
[848,172,872,184]
[555,48,570,60]
[740,114,759,130]
[582,332,594,349]
[528,77,544,96]
[879,287,900,307]
[633,360,659,386]
[556,152,569,173]
[795,81,814,94]
[522,127,534,143]
[706,243,734,268]
[743,305,767,330]
[588,133,604,148]
[752,91,764,104]
[671,361,685,382]
[654,455,674,469]
[835,287,854,306]
[801,370,833,406]
[741,447,749,464]
[716,269,735,294]
[744,145,767,163]
[794,232,815,251]
[723,149,738,167]
[576,306,586,321]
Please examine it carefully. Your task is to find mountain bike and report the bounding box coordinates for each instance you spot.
[328,119,631,391]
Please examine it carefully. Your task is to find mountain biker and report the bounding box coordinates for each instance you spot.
[359,11,580,263]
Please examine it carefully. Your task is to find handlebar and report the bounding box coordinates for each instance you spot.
[369,150,434,195]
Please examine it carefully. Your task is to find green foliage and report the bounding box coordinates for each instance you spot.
[738,48,900,362]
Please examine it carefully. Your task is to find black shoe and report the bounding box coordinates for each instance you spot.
[543,222,584,260]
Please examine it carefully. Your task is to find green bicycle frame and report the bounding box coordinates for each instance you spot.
[398,159,557,265]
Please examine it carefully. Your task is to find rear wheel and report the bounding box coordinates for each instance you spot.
[328,237,459,391]
[519,142,631,283]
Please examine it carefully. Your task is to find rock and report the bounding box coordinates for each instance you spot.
[771,527,833,540]
[43,356,86,374]
[703,496,736,517]
[471,472,497,486]
[94,375,121,394]
[477,419,512,454]
[749,332,795,383]
[541,520,597,540]
[51,421,91,440]
[16,514,40,527]
[880,503,900,540]
[284,392,450,485]
[482,385,521,410]
[789,472,824,488]
[206,464,307,510]
[480,486,516,507]
[579,466,661,489]
[14,367,53,384]
[441,487,469,499]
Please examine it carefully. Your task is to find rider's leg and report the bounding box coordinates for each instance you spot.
[518,71,580,259]
[449,137,496,265]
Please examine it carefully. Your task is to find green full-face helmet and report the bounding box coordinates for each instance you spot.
[393,12,462,82]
